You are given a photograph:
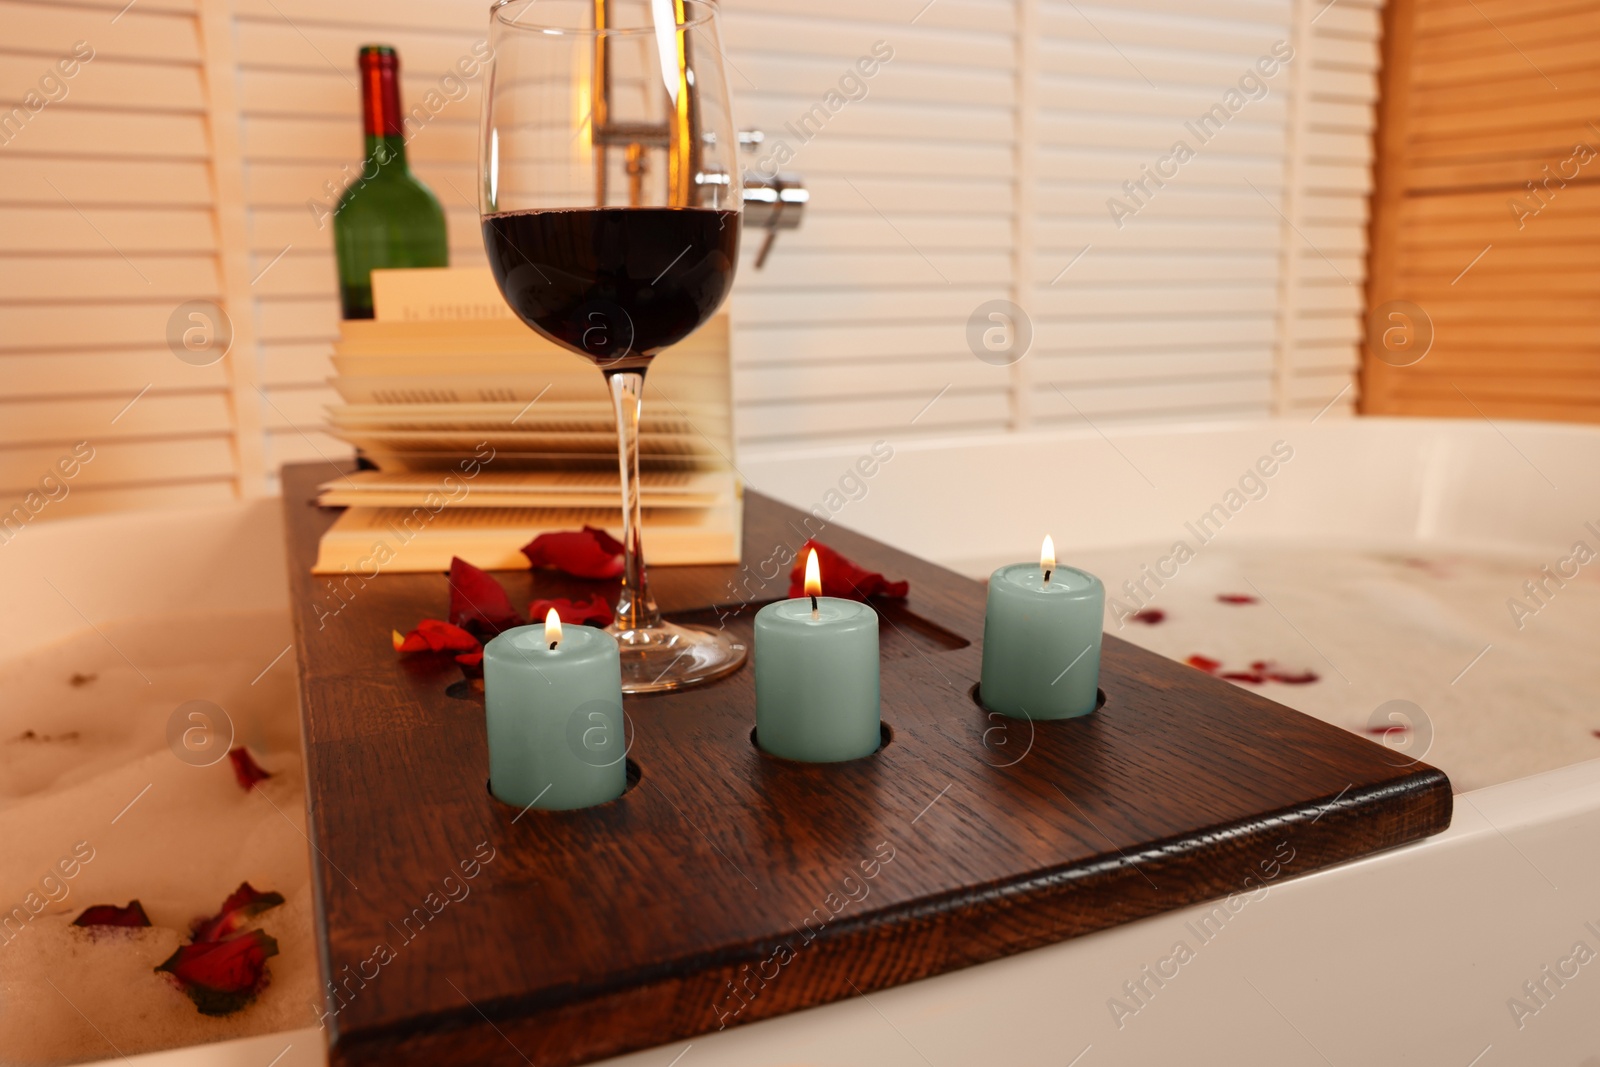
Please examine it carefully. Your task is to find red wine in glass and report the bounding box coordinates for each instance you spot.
[482,206,739,370]
[481,0,745,692]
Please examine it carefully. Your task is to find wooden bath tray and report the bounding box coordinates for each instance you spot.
[279,461,1451,1067]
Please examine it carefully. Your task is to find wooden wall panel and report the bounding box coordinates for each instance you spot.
[1363,0,1600,421]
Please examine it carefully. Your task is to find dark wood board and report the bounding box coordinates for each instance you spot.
[280,461,1451,1067]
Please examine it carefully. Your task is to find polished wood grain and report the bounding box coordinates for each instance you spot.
[280,461,1452,1067]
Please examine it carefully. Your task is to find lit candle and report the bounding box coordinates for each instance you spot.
[754,549,881,762]
[980,535,1104,720]
[484,607,627,810]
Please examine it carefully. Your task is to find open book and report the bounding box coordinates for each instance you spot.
[312,267,740,574]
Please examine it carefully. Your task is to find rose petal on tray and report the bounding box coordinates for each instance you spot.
[1216,593,1259,604]
[191,882,286,943]
[448,557,524,635]
[393,619,481,655]
[155,929,280,1016]
[1185,654,1222,674]
[1129,608,1166,624]
[227,748,272,792]
[521,526,625,579]
[786,540,909,601]
[72,901,152,928]
[530,594,613,628]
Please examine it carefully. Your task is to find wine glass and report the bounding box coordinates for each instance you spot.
[480,0,745,692]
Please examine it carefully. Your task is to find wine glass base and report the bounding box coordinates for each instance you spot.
[609,619,748,694]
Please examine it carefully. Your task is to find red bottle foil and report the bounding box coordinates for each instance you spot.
[359,45,404,137]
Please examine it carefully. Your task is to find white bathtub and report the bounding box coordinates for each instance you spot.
[11,416,1598,1066]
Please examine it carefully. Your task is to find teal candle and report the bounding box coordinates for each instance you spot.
[484,610,626,810]
[980,537,1104,720]
[754,553,880,761]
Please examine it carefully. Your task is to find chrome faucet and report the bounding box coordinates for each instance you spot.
[739,131,808,269]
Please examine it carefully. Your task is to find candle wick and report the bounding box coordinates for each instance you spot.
[548,639,559,651]
[1043,569,1052,585]
[810,593,819,620]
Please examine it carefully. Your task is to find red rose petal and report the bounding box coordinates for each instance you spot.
[520,526,625,579]
[227,748,272,792]
[530,594,613,628]
[1185,655,1319,686]
[1129,608,1166,624]
[1367,725,1409,738]
[191,882,285,943]
[448,557,523,635]
[1217,594,1259,604]
[73,901,151,928]
[394,618,480,655]
[155,929,279,1016]
[586,525,624,556]
[1593,730,1600,740]
[786,540,909,601]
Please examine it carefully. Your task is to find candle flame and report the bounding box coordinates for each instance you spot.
[545,606,562,649]
[804,548,822,599]
[1041,535,1056,583]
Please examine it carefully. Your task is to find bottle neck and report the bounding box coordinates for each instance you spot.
[359,49,408,172]
[363,133,409,174]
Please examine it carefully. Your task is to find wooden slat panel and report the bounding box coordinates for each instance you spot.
[2,348,228,396]
[0,108,208,157]
[0,206,214,253]
[0,437,234,492]
[1033,316,1279,350]
[0,2,201,63]
[1037,79,1291,121]
[1033,347,1274,383]
[259,385,336,430]
[0,479,234,521]
[0,157,213,205]
[0,393,233,445]
[736,357,1007,403]
[1031,376,1274,416]
[736,389,1009,442]
[1364,0,1600,424]
[0,301,202,350]
[0,2,243,515]
[0,54,204,111]
[260,342,333,387]
[0,253,218,300]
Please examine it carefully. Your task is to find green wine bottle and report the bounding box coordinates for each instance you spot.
[334,45,448,319]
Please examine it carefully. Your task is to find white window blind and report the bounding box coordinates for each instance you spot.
[1,0,1377,519]
[0,0,242,521]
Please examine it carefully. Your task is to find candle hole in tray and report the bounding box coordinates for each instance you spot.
[486,758,641,813]
[970,682,1107,716]
[750,721,893,762]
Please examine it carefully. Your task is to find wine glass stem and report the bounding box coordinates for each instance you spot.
[608,369,661,632]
